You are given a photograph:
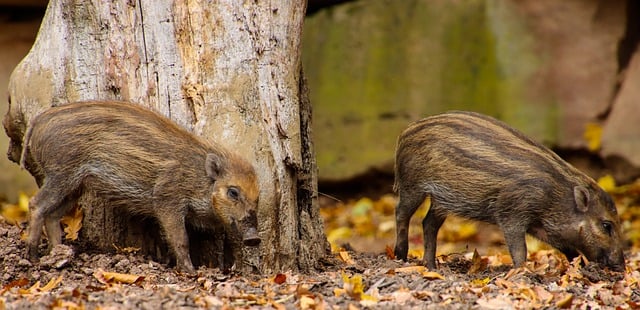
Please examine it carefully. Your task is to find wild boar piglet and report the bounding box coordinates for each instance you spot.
[394,111,625,271]
[20,101,260,272]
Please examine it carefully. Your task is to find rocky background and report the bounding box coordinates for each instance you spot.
[304,0,640,184]
[2,0,640,202]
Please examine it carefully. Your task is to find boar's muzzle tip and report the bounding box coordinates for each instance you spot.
[243,236,261,247]
[609,260,626,273]
[242,227,261,246]
[602,254,626,272]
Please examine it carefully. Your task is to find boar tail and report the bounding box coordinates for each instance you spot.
[19,123,34,169]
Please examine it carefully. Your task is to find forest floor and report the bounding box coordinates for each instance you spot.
[1,178,640,309]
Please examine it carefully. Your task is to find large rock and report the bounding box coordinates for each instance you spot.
[601,48,640,180]
[303,0,627,181]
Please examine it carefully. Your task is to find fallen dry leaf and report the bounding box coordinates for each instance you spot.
[468,249,488,274]
[421,271,445,280]
[470,277,490,287]
[583,122,602,152]
[555,293,573,308]
[338,251,355,264]
[0,278,29,294]
[60,204,83,241]
[273,273,287,285]
[0,192,29,225]
[93,269,144,285]
[299,295,318,310]
[597,175,616,192]
[112,244,141,254]
[385,245,395,259]
[394,265,426,274]
[336,273,377,303]
[17,276,62,295]
[40,275,63,292]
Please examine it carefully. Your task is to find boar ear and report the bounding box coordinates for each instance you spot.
[573,186,590,213]
[205,153,226,180]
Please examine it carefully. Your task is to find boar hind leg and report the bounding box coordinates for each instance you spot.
[44,196,78,252]
[394,190,426,261]
[422,201,445,270]
[27,177,77,260]
[156,213,195,273]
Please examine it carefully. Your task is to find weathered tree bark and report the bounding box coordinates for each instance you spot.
[5,0,328,273]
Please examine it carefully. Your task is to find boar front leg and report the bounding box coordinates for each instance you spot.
[156,213,195,273]
[501,223,528,268]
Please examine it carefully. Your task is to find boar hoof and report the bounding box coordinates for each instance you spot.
[178,263,195,274]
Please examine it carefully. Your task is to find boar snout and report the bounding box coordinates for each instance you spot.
[239,210,260,246]
[242,226,261,246]
[601,250,625,272]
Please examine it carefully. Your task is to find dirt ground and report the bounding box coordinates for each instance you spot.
[1,216,639,309]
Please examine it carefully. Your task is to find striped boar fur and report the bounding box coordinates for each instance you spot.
[394,111,625,271]
[19,101,260,273]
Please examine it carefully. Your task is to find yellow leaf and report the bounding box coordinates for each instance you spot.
[597,175,616,192]
[583,122,602,152]
[342,273,364,297]
[378,220,395,234]
[16,277,62,295]
[1,203,27,225]
[0,192,31,225]
[372,194,397,215]
[333,287,346,297]
[407,248,424,260]
[414,196,431,218]
[341,273,376,301]
[440,218,477,242]
[470,277,491,287]
[19,281,40,295]
[61,205,83,241]
[93,269,144,285]
[359,294,379,307]
[327,227,351,245]
[421,271,445,280]
[395,266,426,274]
[555,293,573,308]
[40,275,63,292]
[299,295,316,310]
[338,251,355,265]
[18,192,29,212]
[351,198,373,216]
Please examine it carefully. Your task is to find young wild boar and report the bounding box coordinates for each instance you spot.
[394,111,625,271]
[19,101,260,272]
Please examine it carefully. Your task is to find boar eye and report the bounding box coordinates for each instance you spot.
[227,187,240,201]
[602,221,613,236]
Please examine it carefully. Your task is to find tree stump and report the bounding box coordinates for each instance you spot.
[5,0,328,273]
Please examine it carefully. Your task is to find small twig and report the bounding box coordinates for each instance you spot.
[317,191,342,203]
[274,294,295,304]
[366,277,386,295]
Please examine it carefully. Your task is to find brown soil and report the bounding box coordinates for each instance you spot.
[1,219,638,309]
